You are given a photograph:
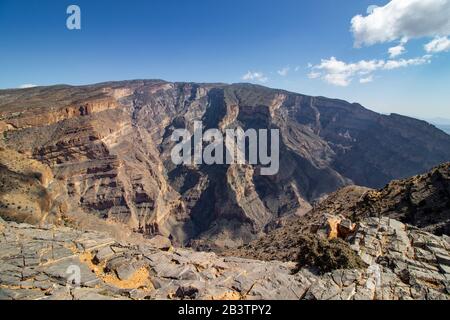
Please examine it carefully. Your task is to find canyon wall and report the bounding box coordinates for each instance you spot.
[2,80,450,248]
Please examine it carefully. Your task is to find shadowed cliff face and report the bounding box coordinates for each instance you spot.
[308,163,450,236]
[1,80,450,248]
[226,163,450,279]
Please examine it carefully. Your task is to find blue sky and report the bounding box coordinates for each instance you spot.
[1,0,450,119]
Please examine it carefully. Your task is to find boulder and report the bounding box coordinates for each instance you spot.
[148,235,172,251]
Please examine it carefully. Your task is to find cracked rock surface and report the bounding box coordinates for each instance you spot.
[1,214,449,300]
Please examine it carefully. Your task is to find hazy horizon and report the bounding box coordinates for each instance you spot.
[3,78,450,124]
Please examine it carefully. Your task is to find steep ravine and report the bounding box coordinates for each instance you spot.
[1,80,450,248]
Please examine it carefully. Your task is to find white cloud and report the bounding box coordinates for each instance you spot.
[309,56,384,86]
[309,55,431,86]
[242,71,268,83]
[383,55,432,69]
[18,84,38,89]
[388,44,406,58]
[324,73,351,87]
[307,0,448,87]
[366,5,379,14]
[425,36,450,52]
[360,75,374,84]
[307,71,321,79]
[277,66,290,76]
[351,0,450,47]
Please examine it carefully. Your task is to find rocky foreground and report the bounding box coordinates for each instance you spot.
[1,213,449,300]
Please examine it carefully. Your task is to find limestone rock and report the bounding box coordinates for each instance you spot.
[1,217,449,300]
[147,235,172,251]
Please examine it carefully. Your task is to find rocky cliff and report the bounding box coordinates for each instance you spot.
[228,164,450,279]
[297,163,450,236]
[1,80,450,248]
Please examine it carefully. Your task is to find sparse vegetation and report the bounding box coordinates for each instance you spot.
[293,235,367,274]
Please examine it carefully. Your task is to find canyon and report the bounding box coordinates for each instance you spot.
[1,80,450,250]
[1,80,450,300]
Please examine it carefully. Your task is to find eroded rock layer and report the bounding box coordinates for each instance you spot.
[2,80,450,247]
[301,163,450,236]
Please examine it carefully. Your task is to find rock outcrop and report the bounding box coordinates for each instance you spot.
[2,80,450,248]
[305,163,450,236]
[0,147,58,225]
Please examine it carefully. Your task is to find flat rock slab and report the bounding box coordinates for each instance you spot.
[0,217,449,300]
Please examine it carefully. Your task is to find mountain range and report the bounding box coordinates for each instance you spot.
[1,80,450,300]
[1,80,450,250]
